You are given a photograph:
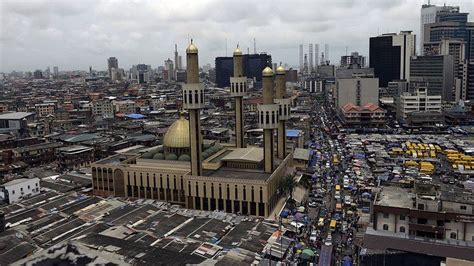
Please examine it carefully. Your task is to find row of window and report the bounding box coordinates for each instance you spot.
[183,89,204,105]
[11,183,39,195]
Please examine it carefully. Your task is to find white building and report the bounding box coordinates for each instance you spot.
[0,178,40,204]
[335,77,379,108]
[92,99,115,119]
[397,87,442,121]
[420,4,460,54]
[113,100,136,115]
[35,103,55,118]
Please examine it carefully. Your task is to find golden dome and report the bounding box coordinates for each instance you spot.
[186,39,198,54]
[276,65,286,75]
[262,67,274,77]
[163,113,190,148]
[233,45,242,56]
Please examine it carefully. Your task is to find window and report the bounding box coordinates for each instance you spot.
[450,232,457,239]
[12,190,15,195]
[383,224,389,230]
[20,187,23,191]
[418,204,425,210]
[460,205,467,210]
[383,213,389,219]
[27,185,30,189]
[400,215,405,221]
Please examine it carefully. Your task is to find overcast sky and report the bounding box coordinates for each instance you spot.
[1,0,474,72]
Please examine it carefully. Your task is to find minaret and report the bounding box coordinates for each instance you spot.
[183,39,204,176]
[230,45,246,148]
[259,67,279,173]
[275,65,291,159]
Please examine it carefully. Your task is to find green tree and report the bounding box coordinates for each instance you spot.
[299,174,312,190]
[281,175,297,201]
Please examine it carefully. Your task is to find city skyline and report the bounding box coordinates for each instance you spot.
[2,0,474,72]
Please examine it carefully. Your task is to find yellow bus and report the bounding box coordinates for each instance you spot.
[335,185,341,192]
[332,155,340,165]
[330,219,337,231]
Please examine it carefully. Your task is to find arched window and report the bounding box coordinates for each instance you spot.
[188,91,192,104]
[219,184,222,199]
[194,90,199,104]
[266,111,269,124]
[450,232,457,239]
[188,181,191,194]
[272,111,275,124]
[251,186,254,202]
[284,105,288,116]
[235,185,238,200]
[260,111,264,124]
[243,185,246,200]
[184,92,187,104]
[231,83,234,93]
[279,105,282,116]
[383,224,389,231]
[195,182,199,197]
[226,184,230,199]
[211,183,214,198]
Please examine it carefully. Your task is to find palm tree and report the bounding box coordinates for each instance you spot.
[299,174,312,190]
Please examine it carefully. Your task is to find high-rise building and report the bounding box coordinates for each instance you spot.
[174,44,179,71]
[303,54,308,74]
[33,70,43,79]
[340,52,366,68]
[215,53,271,88]
[53,66,58,77]
[178,56,183,70]
[309,44,314,73]
[420,4,464,53]
[335,76,379,108]
[369,31,416,87]
[324,44,329,63]
[299,44,304,71]
[424,20,474,61]
[165,58,174,81]
[131,64,151,84]
[410,55,454,101]
[315,44,320,67]
[107,57,118,78]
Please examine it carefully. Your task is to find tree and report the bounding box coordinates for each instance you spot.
[281,174,297,201]
[299,174,312,190]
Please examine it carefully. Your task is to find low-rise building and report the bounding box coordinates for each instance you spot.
[113,100,137,115]
[57,145,94,171]
[0,178,40,204]
[35,103,56,118]
[0,112,35,137]
[12,142,63,165]
[396,87,442,122]
[339,103,386,128]
[92,99,115,119]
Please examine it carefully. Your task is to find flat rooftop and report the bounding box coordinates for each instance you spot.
[376,186,414,209]
[0,112,34,120]
[204,167,270,181]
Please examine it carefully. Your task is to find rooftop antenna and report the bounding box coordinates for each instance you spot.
[345,46,348,56]
[253,38,256,54]
[247,47,250,54]
[225,38,227,57]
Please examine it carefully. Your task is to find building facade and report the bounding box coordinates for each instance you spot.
[370,31,416,87]
[215,53,272,88]
[335,77,379,108]
[409,55,454,101]
[396,87,442,121]
[0,178,40,204]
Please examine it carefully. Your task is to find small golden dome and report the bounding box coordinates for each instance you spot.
[163,113,190,148]
[233,45,242,56]
[186,39,198,54]
[276,65,286,75]
[262,67,274,77]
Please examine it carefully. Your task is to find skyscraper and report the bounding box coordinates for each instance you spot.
[324,44,329,63]
[369,31,416,87]
[53,66,58,77]
[420,3,463,53]
[174,44,179,71]
[165,58,174,81]
[215,53,272,88]
[107,57,118,77]
[299,44,304,71]
[315,44,320,67]
[309,44,314,73]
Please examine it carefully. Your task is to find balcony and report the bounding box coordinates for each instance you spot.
[409,222,445,234]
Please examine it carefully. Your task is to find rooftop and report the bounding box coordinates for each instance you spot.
[2,178,39,187]
[376,186,414,209]
[204,167,270,181]
[221,147,263,163]
[0,112,34,120]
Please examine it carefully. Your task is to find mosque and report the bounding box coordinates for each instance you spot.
[92,41,294,217]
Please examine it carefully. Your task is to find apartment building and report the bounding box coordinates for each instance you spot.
[92,99,115,119]
[35,103,55,118]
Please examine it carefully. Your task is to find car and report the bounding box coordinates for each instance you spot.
[308,202,318,208]
[324,235,333,246]
[361,206,370,213]
[310,231,318,242]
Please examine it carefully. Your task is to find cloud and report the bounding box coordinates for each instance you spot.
[0,0,473,72]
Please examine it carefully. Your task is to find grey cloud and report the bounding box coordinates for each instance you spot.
[1,0,474,72]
